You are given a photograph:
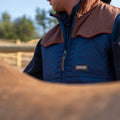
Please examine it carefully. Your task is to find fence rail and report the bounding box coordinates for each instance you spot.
[0,44,36,53]
[0,39,36,69]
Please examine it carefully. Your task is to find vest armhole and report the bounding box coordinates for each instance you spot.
[111,13,120,42]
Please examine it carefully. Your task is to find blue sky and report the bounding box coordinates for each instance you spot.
[0,0,120,21]
[0,0,52,20]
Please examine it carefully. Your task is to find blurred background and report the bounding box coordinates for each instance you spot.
[0,0,120,71]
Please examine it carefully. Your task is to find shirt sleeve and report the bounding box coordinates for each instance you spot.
[23,39,43,80]
[112,14,120,80]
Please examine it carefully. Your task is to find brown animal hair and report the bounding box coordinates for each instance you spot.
[0,60,120,120]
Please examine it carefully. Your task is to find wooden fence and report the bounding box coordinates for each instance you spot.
[0,39,36,70]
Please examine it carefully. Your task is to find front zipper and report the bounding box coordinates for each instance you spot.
[61,6,79,73]
[61,50,67,72]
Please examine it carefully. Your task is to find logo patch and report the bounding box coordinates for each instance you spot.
[118,42,120,46]
[75,65,88,70]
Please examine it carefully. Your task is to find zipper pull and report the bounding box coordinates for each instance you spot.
[62,50,67,72]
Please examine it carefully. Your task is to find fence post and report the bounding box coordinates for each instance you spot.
[16,39,22,68]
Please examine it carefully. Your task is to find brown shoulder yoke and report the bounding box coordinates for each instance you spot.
[40,24,64,47]
[72,1,120,38]
[40,1,120,47]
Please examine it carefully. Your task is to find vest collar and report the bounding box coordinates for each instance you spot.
[40,24,64,47]
[72,1,120,38]
[77,0,101,17]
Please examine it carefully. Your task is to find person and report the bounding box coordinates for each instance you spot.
[24,0,120,83]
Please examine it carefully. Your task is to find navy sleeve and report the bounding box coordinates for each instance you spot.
[23,39,43,80]
[112,14,120,80]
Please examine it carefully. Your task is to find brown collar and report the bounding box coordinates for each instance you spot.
[40,24,64,47]
[77,0,101,17]
[72,1,120,38]
[40,1,120,47]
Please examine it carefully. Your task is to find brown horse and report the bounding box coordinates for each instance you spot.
[0,60,120,120]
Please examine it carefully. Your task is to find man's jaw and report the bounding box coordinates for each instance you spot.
[47,0,52,5]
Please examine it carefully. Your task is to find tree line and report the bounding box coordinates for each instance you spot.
[0,8,57,42]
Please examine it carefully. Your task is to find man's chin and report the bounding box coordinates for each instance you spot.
[54,9,64,13]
